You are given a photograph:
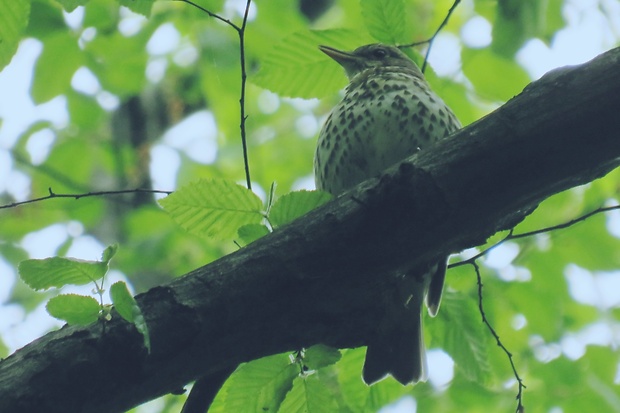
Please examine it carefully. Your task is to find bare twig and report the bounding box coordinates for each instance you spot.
[0,188,172,209]
[448,204,620,413]
[471,261,526,412]
[401,0,461,73]
[450,204,620,268]
[11,151,92,193]
[169,4,255,411]
[174,0,241,30]
[238,0,253,190]
[176,0,254,190]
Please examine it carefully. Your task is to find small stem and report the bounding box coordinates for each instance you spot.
[238,0,253,190]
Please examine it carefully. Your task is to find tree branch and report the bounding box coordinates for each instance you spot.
[1,47,619,413]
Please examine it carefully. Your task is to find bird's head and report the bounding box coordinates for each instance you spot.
[319,43,418,80]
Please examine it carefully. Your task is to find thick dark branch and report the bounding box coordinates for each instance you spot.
[1,47,620,413]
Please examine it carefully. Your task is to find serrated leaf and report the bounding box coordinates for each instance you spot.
[252,29,373,99]
[270,190,332,228]
[159,179,264,240]
[361,0,407,44]
[304,345,341,370]
[24,0,65,39]
[277,374,338,413]
[110,281,150,352]
[19,257,108,290]
[433,291,492,383]
[237,223,270,245]
[210,353,298,413]
[46,294,101,325]
[337,348,371,411]
[0,0,30,73]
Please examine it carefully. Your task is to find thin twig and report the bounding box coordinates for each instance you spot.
[509,205,620,239]
[471,261,526,412]
[449,230,513,268]
[450,204,620,268]
[0,188,172,209]
[401,0,461,73]
[176,0,254,190]
[449,204,620,413]
[174,0,241,30]
[238,0,253,190]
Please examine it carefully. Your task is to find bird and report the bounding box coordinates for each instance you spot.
[314,43,461,385]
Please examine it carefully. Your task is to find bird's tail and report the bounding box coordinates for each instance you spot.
[362,258,447,385]
[362,282,427,385]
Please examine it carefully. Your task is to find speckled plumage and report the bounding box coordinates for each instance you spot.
[315,44,460,194]
[314,44,460,385]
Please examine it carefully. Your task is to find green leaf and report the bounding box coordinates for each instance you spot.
[555,215,620,270]
[159,179,264,240]
[266,181,278,215]
[530,346,620,412]
[462,47,530,102]
[252,29,373,99]
[270,190,332,228]
[543,0,565,43]
[0,336,8,359]
[492,0,553,57]
[339,347,414,411]
[277,374,338,413]
[55,0,90,12]
[102,243,118,263]
[32,32,84,103]
[303,345,341,370]
[46,294,101,325]
[19,257,108,290]
[110,281,151,352]
[237,223,270,245]
[366,378,410,411]
[360,0,408,44]
[86,31,148,96]
[337,348,370,411]
[118,0,154,17]
[210,353,298,413]
[109,281,136,322]
[0,0,30,73]
[83,0,119,32]
[25,0,66,39]
[431,291,493,384]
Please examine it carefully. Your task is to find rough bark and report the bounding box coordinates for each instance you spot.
[1,46,619,413]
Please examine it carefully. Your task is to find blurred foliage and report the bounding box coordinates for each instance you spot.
[1,0,620,412]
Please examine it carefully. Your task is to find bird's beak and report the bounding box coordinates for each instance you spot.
[319,45,356,65]
[319,45,362,79]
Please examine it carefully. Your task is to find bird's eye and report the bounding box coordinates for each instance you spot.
[372,49,387,59]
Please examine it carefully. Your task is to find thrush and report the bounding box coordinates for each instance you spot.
[314,44,461,385]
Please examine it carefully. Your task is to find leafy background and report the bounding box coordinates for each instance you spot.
[1,0,620,412]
